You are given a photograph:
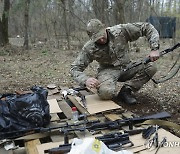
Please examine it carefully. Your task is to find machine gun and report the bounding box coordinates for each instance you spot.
[60,111,171,133]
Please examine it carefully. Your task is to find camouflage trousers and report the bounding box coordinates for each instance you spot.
[97,63,157,100]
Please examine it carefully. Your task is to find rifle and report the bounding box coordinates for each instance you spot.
[127,43,180,84]
[100,43,180,85]
[1,111,170,140]
[124,43,180,71]
[44,112,170,154]
[89,111,170,131]
[60,111,171,133]
[0,119,99,140]
[45,132,133,154]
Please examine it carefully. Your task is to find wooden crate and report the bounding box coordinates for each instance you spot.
[2,85,179,154]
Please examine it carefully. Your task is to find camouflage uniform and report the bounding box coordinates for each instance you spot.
[70,22,159,100]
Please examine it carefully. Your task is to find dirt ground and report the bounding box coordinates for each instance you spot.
[0,40,179,127]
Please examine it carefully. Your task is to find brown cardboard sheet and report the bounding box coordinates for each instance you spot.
[75,94,121,114]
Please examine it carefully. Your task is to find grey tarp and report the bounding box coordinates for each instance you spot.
[146,16,176,38]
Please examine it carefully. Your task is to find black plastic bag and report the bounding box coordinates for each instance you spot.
[0,86,51,132]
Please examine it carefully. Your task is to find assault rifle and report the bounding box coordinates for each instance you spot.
[0,119,99,140]
[60,111,171,133]
[0,111,170,140]
[125,43,180,84]
[124,43,180,71]
[45,132,132,154]
[100,43,180,85]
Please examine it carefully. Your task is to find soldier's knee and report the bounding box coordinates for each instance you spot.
[98,87,115,100]
[145,63,157,77]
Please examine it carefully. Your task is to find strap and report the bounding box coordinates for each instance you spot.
[139,119,180,130]
[152,53,180,84]
[144,52,180,84]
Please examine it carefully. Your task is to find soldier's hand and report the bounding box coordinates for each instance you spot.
[86,78,100,88]
[148,50,160,62]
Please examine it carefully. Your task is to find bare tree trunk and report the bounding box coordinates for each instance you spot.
[113,0,126,24]
[0,0,10,46]
[138,0,144,22]
[173,0,177,14]
[92,0,109,24]
[168,0,172,13]
[0,20,3,46]
[128,0,134,22]
[149,0,154,15]
[161,0,164,15]
[61,0,70,50]
[53,3,60,49]
[24,0,30,50]
[42,1,51,41]
[102,0,109,25]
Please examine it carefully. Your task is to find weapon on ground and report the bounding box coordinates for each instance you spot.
[60,111,171,133]
[0,111,170,140]
[86,111,170,131]
[45,132,133,154]
[44,143,71,154]
[95,132,133,150]
[0,119,99,140]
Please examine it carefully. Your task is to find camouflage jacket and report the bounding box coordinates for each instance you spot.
[70,22,159,86]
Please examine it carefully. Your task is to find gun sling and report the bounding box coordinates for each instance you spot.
[139,119,180,130]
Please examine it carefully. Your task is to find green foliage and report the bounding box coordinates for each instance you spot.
[41,50,48,55]
[3,11,9,18]
[162,1,180,18]
[0,50,9,56]
[0,47,11,56]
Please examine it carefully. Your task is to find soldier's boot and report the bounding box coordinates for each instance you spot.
[117,86,137,105]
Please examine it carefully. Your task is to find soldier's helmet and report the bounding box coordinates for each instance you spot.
[86,19,106,42]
